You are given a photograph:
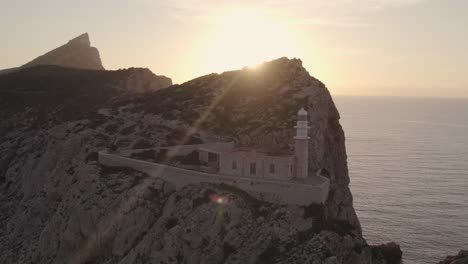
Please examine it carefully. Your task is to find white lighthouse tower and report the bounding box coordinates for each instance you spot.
[294,108,310,179]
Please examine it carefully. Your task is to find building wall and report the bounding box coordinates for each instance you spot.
[263,156,294,180]
[241,152,265,178]
[119,142,235,158]
[219,152,245,177]
[294,139,309,178]
[199,150,209,163]
[99,151,329,205]
[219,151,294,180]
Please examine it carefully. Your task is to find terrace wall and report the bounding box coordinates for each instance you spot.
[99,151,329,205]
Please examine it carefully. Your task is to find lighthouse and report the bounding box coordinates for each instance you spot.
[294,108,310,179]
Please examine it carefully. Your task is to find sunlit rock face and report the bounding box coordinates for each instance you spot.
[0,57,372,263]
[22,33,105,70]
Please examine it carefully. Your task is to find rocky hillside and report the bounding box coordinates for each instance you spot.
[0,65,171,123]
[116,58,360,229]
[0,57,396,263]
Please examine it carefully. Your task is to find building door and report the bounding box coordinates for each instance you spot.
[208,152,219,162]
[250,162,256,176]
[207,152,219,169]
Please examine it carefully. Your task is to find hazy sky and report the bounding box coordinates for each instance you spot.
[1,0,467,97]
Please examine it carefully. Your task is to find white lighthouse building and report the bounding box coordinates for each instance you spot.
[99,105,331,205]
[294,108,310,179]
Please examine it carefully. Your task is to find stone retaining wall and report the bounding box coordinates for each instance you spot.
[118,142,234,157]
[99,151,329,205]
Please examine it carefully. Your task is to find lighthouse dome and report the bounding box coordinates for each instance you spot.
[298,108,307,116]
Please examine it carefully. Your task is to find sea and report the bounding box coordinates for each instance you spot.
[333,96,468,264]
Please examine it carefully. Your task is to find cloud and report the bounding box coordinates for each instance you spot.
[328,48,381,56]
[287,18,372,28]
[154,0,429,26]
[156,0,429,13]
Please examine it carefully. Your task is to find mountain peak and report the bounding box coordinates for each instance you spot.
[267,57,305,73]
[67,33,91,47]
[240,57,307,78]
[21,33,104,70]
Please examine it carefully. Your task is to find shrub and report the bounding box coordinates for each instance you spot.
[313,218,355,237]
[120,124,136,136]
[104,123,119,134]
[192,189,214,209]
[302,203,326,219]
[85,151,98,162]
[223,242,238,262]
[130,149,156,161]
[99,165,135,176]
[165,217,179,230]
[131,138,153,149]
[257,242,280,264]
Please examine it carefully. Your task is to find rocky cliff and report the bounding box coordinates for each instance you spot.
[0,57,393,263]
[22,33,104,70]
[438,250,468,264]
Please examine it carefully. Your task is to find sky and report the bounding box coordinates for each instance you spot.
[1,0,467,97]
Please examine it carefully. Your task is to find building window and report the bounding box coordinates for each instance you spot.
[250,163,256,175]
[208,152,218,162]
[232,161,237,170]
[269,164,275,174]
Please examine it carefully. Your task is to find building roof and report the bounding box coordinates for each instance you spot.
[231,147,294,157]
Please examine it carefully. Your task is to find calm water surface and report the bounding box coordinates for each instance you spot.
[334,96,468,264]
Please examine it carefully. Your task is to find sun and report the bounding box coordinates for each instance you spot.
[201,8,299,73]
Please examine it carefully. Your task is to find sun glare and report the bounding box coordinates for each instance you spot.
[201,9,299,73]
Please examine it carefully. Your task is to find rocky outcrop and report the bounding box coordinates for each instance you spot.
[371,242,402,263]
[0,33,104,75]
[0,57,381,263]
[439,250,468,264]
[22,33,104,70]
[122,67,172,93]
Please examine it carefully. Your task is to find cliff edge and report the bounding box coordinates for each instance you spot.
[0,57,391,263]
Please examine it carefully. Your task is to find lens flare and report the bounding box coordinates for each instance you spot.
[209,193,229,205]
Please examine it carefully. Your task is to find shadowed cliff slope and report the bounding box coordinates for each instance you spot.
[0,65,172,128]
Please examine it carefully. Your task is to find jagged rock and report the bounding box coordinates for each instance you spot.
[439,250,468,264]
[123,67,172,93]
[22,33,104,70]
[371,242,403,263]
